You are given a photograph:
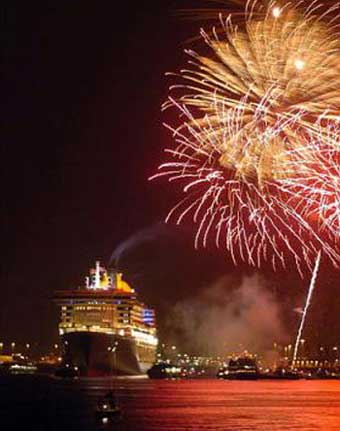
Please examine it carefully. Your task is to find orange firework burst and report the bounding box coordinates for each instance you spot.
[151,1,340,275]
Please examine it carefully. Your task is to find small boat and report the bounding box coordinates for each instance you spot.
[218,356,260,380]
[261,368,302,380]
[95,391,121,424]
[94,332,121,423]
[147,362,183,379]
[55,364,79,379]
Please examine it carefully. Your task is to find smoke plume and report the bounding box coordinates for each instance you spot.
[110,223,170,267]
[168,273,288,356]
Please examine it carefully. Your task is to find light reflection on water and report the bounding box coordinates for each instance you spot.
[80,378,340,431]
[1,376,339,430]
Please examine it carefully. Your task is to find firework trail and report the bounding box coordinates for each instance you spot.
[292,250,322,364]
[151,0,340,275]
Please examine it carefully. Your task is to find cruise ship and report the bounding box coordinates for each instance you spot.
[54,262,157,376]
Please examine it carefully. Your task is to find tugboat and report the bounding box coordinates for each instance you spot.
[273,367,301,380]
[147,362,183,379]
[218,356,259,380]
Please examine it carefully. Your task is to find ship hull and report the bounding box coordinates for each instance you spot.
[61,332,155,377]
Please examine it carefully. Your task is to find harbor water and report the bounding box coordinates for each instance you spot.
[0,376,339,430]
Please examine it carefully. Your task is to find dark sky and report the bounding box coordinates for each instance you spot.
[2,0,339,354]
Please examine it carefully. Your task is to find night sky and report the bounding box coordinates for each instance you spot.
[3,1,339,354]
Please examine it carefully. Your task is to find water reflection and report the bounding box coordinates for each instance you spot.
[0,376,339,430]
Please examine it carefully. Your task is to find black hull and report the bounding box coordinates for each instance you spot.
[61,332,154,377]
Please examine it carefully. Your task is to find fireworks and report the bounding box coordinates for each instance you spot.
[293,250,322,364]
[151,1,340,274]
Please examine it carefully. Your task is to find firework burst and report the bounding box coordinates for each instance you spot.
[152,1,340,274]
